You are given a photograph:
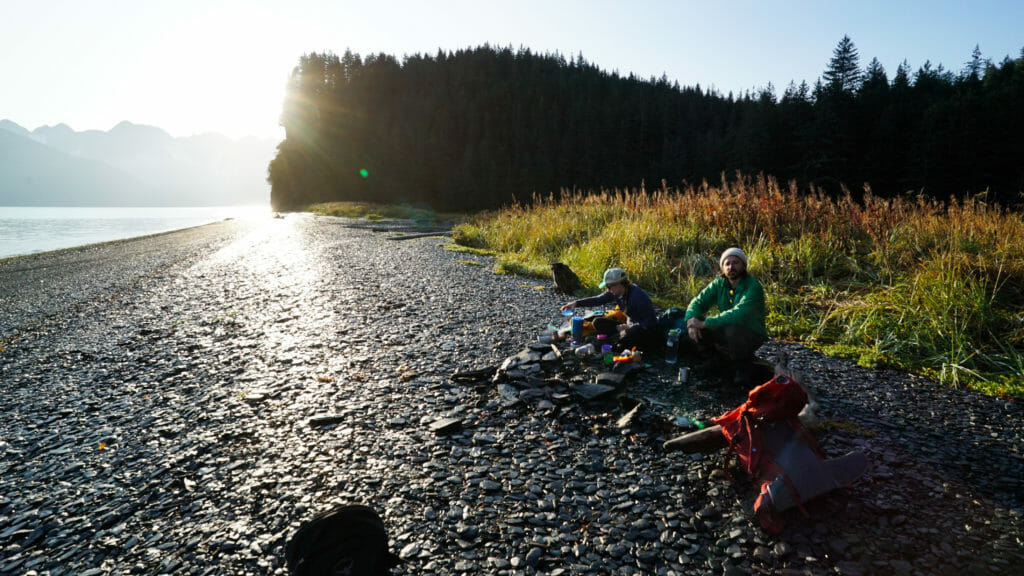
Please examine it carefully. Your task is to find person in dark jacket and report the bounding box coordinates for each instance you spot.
[560,267,659,352]
[684,247,768,386]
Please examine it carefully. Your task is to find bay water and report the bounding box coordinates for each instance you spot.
[0,206,271,259]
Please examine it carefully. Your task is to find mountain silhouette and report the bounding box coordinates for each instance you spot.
[0,120,277,206]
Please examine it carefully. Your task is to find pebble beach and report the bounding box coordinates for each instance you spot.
[1,213,1021,575]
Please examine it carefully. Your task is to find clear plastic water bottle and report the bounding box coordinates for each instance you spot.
[665,329,680,365]
[575,343,595,357]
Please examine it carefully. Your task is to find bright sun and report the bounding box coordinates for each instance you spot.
[122,3,292,140]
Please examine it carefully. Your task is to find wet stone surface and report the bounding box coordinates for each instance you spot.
[1,213,1021,575]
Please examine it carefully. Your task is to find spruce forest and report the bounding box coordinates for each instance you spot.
[268,37,1024,212]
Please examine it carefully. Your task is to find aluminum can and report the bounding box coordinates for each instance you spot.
[678,366,690,383]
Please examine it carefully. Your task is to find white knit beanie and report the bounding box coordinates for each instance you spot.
[719,247,748,269]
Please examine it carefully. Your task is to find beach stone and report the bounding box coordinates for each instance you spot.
[594,371,626,387]
[773,541,793,557]
[308,414,346,427]
[573,382,617,400]
[0,214,1020,576]
[429,417,463,434]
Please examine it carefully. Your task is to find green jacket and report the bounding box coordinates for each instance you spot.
[684,274,768,339]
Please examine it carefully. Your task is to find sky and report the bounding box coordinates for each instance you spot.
[2,0,1021,141]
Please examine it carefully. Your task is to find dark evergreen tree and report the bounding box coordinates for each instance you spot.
[858,58,892,191]
[823,35,863,95]
[963,44,987,83]
[268,41,1024,211]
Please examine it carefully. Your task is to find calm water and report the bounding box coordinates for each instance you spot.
[0,206,271,259]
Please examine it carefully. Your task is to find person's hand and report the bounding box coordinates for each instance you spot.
[687,317,705,342]
[560,301,576,313]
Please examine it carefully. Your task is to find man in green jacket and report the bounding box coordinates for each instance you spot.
[684,247,768,387]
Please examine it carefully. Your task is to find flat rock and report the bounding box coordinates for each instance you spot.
[429,418,463,434]
[572,382,617,401]
[308,414,346,427]
[594,371,626,387]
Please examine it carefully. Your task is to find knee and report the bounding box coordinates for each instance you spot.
[721,324,760,355]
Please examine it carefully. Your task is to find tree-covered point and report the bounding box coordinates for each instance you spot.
[268,38,1024,212]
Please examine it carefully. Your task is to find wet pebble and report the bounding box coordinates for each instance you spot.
[0,215,1020,575]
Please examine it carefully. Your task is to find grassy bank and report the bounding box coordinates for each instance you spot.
[451,175,1024,399]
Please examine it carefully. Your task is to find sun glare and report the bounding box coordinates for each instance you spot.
[123,3,292,140]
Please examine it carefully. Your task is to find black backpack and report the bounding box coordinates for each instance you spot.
[657,307,687,336]
[286,504,403,576]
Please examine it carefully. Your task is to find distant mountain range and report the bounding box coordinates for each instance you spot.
[0,120,278,206]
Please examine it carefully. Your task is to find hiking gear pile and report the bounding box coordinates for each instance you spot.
[708,374,868,533]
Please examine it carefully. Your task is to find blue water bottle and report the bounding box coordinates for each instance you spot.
[571,315,584,345]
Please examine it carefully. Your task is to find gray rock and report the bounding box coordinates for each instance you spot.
[572,382,617,400]
[429,417,463,434]
[308,414,346,427]
[594,371,626,387]
[480,480,502,492]
[525,546,543,567]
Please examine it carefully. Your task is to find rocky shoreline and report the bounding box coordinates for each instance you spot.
[1,214,1020,575]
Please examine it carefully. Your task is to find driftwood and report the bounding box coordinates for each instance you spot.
[662,424,727,453]
[661,365,820,454]
[384,230,452,241]
[339,220,452,237]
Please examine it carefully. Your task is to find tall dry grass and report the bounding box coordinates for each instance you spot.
[454,174,1024,398]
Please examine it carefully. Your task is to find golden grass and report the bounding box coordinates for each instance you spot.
[454,174,1024,398]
